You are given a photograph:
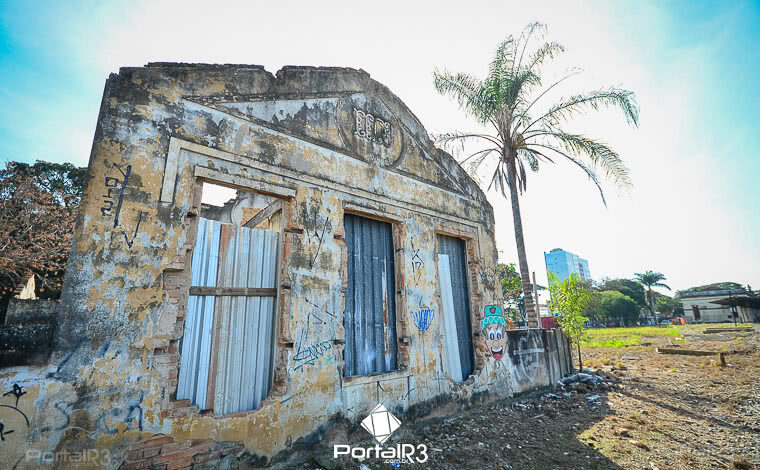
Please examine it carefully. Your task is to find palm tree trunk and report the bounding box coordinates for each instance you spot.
[649,288,656,323]
[506,153,538,328]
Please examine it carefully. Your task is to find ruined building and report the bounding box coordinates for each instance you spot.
[0,64,572,469]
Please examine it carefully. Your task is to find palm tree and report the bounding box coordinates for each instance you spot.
[433,23,639,327]
[634,271,671,322]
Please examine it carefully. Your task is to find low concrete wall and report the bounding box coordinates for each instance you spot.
[5,298,59,325]
[506,328,572,394]
[0,299,58,367]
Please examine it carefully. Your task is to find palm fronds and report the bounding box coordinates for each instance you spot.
[434,24,638,204]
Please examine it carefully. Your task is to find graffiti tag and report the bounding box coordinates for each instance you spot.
[410,305,435,333]
[409,237,424,283]
[292,340,334,372]
[0,383,30,443]
[301,203,332,269]
[101,164,131,224]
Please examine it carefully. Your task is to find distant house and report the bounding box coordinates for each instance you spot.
[680,289,760,323]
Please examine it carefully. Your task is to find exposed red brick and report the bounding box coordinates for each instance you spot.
[160,441,191,455]
[143,435,174,447]
[168,458,193,470]
[143,446,161,458]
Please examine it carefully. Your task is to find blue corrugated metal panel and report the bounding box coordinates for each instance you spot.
[177,218,220,407]
[344,214,397,377]
[437,235,474,379]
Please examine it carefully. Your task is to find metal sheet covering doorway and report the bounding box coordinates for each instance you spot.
[343,213,398,377]
[177,217,279,415]
[437,235,474,382]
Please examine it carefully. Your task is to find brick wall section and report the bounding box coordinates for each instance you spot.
[120,435,243,470]
[155,183,200,410]
[393,221,411,370]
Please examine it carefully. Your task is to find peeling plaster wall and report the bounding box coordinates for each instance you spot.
[0,64,570,469]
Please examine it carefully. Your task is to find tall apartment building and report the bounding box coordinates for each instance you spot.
[544,248,591,282]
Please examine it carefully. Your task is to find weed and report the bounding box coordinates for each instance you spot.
[614,361,627,370]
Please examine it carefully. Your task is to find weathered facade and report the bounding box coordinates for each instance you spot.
[0,64,571,469]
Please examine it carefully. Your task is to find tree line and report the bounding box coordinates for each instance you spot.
[0,160,86,302]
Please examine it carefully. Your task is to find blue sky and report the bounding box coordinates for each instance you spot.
[1,0,758,292]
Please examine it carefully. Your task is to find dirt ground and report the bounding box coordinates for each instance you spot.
[302,325,759,470]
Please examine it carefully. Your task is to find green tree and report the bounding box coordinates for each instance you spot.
[585,291,603,324]
[597,278,646,308]
[599,290,639,326]
[434,23,639,327]
[0,160,86,208]
[496,262,522,324]
[656,295,684,317]
[548,271,591,370]
[634,271,671,321]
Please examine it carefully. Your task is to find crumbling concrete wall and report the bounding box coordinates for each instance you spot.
[0,64,570,469]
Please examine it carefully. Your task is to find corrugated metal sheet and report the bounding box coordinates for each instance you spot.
[177,218,220,407]
[177,217,278,415]
[437,235,474,379]
[344,214,397,377]
[438,254,464,383]
[213,224,278,415]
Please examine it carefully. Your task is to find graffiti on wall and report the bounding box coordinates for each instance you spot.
[477,261,498,293]
[95,389,145,435]
[481,305,507,360]
[409,237,424,283]
[409,304,435,333]
[510,334,544,385]
[300,202,332,269]
[99,162,145,249]
[292,292,340,373]
[0,384,29,442]
[36,385,146,438]
[292,340,334,372]
[101,164,131,222]
[410,300,436,362]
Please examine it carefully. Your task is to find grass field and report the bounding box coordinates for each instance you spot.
[582,326,681,348]
[582,323,756,348]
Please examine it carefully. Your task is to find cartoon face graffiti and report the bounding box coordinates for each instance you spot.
[481,305,508,360]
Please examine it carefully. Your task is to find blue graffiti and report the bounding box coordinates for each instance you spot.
[410,305,435,333]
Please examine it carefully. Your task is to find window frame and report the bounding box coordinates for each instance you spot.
[172,177,290,416]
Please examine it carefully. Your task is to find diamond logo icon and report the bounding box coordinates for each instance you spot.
[361,403,401,444]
